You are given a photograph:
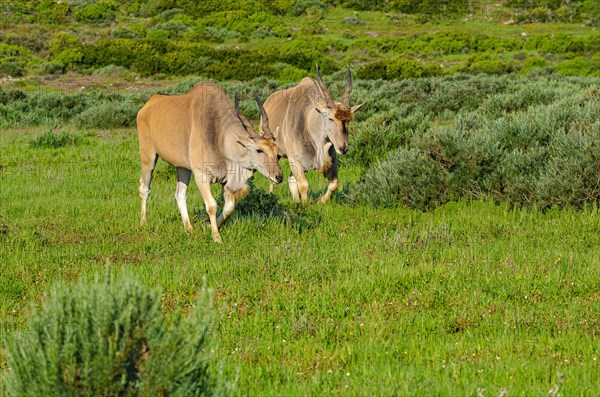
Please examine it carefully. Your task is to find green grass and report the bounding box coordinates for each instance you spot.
[1,128,598,395]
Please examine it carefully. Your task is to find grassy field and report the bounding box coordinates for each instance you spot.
[1,127,598,395]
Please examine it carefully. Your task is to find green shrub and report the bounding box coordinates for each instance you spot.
[356,59,387,80]
[343,16,364,25]
[73,0,119,24]
[277,64,307,83]
[0,61,24,77]
[203,26,240,42]
[42,61,65,75]
[146,28,171,41]
[523,33,589,54]
[349,148,449,210]
[520,56,549,75]
[151,20,190,34]
[2,272,231,396]
[72,100,140,129]
[348,109,430,167]
[49,32,82,57]
[53,48,84,69]
[29,130,83,148]
[36,0,70,23]
[356,58,424,80]
[278,37,330,71]
[289,0,327,16]
[478,80,569,116]
[464,53,517,75]
[556,57,591,76]
[203,54,277,81]
[535,128,600,209]
[386,58,424,79]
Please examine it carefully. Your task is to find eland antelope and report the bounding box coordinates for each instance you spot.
[137,82,282,243]
[262,65,363,203]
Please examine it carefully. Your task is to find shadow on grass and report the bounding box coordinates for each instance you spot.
[192,178,322,233]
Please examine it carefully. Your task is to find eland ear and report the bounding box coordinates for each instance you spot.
[235,135,255,149]
[351,103,365,113]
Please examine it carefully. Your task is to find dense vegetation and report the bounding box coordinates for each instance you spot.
[0,0,598,80]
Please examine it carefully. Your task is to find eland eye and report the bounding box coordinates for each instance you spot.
[256,149,264,154]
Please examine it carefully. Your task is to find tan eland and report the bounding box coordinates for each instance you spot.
[137,82,283,243]
[262,65,363,203]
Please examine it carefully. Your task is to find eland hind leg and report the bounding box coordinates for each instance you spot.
[139,152,158,226]
[175,167,193,233]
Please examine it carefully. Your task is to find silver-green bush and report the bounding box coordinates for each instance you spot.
[2,272,233,396]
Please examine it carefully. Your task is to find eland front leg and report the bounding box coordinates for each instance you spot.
[319,145,339,204]
[217,185,250,228]
[288,159,309,202]
[194,174,222,243]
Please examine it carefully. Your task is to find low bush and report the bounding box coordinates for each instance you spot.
[356,58,426,80]
[349,148,449,210]
[42,61,65,75]
[28,130,83,148]
[556,57,592,76]
[36,0,70,23]
[348,109,430,167]
[73,0,119,24]
[72,100,141,129]
[0,60,24,77]
[519,55,549,75]
[463,53,517,75]
[2,272,231,396]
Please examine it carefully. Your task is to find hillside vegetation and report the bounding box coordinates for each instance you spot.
[0,0,598,81]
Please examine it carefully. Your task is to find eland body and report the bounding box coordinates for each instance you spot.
[137,82,282,242]
[263,65,363,203]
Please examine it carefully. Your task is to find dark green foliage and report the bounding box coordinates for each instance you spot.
[73,0,119,24]
[36,0,70,23]
[234,178,288,219]
[356,58,428,80]
[42,61,65,75]
[523,33,591,54]
[289,0,327,17]
[346,75,599,210]
[0,43,32,76]
[2,272,228,396]
[28,130,83,148]
[0,89,147,129]
[0,60,23,77]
